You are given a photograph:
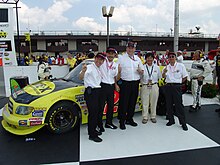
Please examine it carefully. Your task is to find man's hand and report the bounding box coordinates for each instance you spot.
[162,66,167,78]
[137,64,144,75]
[163,66,168,74]
[79,64,87,80]
[82,64,87,73]
[118,64,122,74]
[115,83,120,92]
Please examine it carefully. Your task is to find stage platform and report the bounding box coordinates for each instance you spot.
[0,95,219,165]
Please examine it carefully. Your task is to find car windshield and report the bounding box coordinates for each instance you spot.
[63,59,94,84]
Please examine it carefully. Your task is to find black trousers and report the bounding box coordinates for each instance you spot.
[163,84,186,125]
[98,82,115,127]
[118,80,140,123]
[84,87,101,138]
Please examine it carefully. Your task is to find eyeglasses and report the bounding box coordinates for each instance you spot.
[168,55,176,58]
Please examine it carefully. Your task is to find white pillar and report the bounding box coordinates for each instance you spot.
[68,40,77,51]
[204,42,209,55]
[98,40,107,52]
[37,40,46,51]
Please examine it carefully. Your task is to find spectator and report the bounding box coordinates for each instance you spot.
[176,50,184,63]
[66,53,77,72]
[37,54,52,80]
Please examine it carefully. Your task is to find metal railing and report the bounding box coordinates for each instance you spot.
[15,30,219,39]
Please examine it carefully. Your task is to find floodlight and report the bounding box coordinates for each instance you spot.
[102,6,107,17]
[108,6,114,17]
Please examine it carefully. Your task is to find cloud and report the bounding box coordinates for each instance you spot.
[74,17,105,32]
[18,0,79,30]
[16,0,220,34]
[180,0,220,12]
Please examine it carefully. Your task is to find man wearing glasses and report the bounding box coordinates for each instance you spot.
[162,52,188,131]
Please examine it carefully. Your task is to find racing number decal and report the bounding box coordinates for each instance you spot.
[103,91,119,115]
[25,81,55,96]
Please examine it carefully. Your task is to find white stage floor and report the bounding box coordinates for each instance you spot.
[80,114,219,162]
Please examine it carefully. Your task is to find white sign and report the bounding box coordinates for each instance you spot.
[0,7,17,66]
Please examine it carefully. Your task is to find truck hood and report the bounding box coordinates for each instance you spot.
[12,79,81,104]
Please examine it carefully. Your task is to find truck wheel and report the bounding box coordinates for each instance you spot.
[45,102,79,134]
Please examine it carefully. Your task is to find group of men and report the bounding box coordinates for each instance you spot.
[79,41,214,143]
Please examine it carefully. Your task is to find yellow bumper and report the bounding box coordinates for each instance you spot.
[2,120,44,135]
[1,104,44,135]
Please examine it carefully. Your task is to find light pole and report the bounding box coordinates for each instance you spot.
[102,6,114,47]
[0,0,20,65]
[174,0,179,53]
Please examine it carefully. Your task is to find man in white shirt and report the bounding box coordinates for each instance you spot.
[176,50,184,63]
[117,42,144,130]
[162,52,188,131]
[79,52,106,143]
[97,47,120,132]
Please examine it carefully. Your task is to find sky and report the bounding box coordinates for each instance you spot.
[3,0,220,35]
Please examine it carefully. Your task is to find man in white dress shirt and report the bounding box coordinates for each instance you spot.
[79,52,106,142]
[162,52,188,131]
[117,42,144,130]
[97,47,120,132]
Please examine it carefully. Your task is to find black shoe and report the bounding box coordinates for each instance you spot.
[119,123,126,130]
[215,108,220,112]
[166,121,175,126]
[189,105,197,112]
[95,130,102,136]
[105,123,117,129]
[197,105,201,110]
[125,120,138,127]
[89,136,102,143]
[98,126,105,132]
[182,124,188,131]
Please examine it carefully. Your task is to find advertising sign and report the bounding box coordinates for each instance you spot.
[0,7,17,66]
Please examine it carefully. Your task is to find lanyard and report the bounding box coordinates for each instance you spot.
[169,63,177,73]
[169,63,177,77]
[146,65,154,79]
[106,59,114,70]
[93,63,102,78]
[128,55,136,61]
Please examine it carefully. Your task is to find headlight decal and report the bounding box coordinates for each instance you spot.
[16,106,34,115]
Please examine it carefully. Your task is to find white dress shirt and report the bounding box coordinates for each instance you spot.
[177,55,184,63]
[141,64,162,84]
[117,53,144,81]
[100,59,118,84]
[83,63,102,88]
[163,62,188,83]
